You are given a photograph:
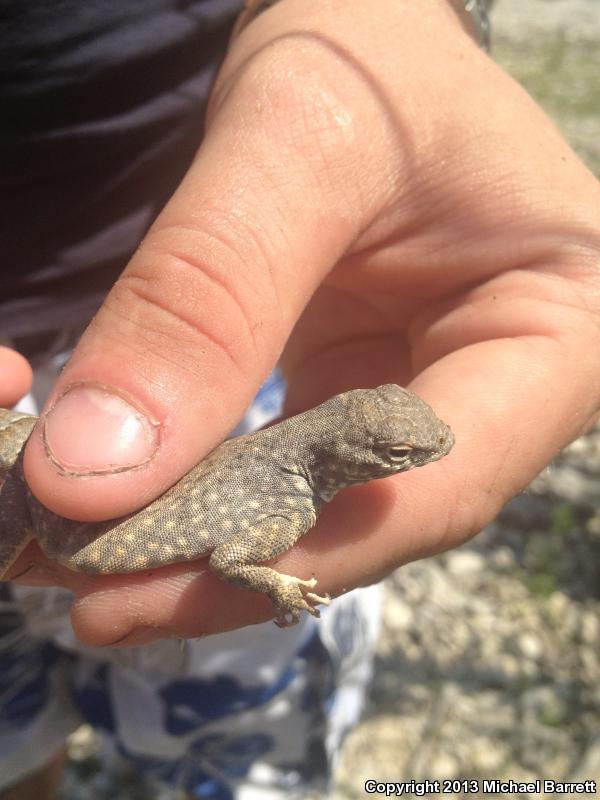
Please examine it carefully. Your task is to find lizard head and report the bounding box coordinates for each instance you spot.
[313,385,454,495]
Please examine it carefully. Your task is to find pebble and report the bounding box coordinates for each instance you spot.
[581,610,598,645]
[445,550,486,577]
[517,633,543,660]
[490,545,516,570]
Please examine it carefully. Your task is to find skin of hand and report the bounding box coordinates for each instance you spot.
[2,0,599,646]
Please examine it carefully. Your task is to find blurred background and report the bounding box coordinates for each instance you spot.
[334,1,600,797]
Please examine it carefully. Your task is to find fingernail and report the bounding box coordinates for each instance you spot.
[42,383,160,475]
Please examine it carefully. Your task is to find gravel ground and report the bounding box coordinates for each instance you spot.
[332,469,600,799]
[491,0,600,175]
[56,2,600,798]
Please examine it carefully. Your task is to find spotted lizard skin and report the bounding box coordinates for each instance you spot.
[0,385,453,625]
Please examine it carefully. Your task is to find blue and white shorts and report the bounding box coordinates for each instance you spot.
[0,364,381,798]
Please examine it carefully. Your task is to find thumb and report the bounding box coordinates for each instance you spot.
[23,28,383,521]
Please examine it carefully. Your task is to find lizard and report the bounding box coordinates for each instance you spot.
[0,384,454,626]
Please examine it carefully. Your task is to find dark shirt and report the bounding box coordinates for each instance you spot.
[1,0,241,344]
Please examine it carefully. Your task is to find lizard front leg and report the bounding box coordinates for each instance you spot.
[208,513,330,627]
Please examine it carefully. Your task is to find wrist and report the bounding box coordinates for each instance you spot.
[448,0,490,48]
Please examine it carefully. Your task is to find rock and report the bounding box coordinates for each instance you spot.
[521,686,566,726]
[428,753,459,780]
[494,654,521,683]
[445,550,486,578]
[581,610,599,645]
[384,595,415,631]
[517,633,543,661]
[568,736,600,782]
[490,546,516,570]
[546,591,569,619]
[471,737,511,772]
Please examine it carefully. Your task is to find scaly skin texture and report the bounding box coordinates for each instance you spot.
[0,385,453,625]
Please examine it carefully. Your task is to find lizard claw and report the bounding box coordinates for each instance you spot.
[271,573,330,627]
[306,591,331,607]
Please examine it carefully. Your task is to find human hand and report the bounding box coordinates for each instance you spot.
[5,0,599,645]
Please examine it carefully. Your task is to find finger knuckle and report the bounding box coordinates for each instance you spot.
[103,223,279,378]
[240,39,363,178]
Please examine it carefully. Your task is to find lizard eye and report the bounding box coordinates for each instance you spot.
[387,445,414,461]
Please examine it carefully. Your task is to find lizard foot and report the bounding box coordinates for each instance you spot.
[272,573,331,628]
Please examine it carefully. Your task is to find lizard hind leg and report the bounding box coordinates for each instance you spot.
[0,471,34,579]
[272,573,331,628]
[0,411,38,578]
[208,514,330,627]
